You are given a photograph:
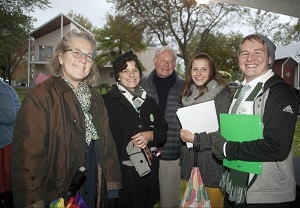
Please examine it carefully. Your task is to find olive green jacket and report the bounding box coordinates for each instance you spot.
[11,77,122,207]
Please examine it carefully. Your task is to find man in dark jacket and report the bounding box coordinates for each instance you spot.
[140,46,184,208]
[212,34,299,207]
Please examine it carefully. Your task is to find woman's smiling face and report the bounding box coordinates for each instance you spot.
[118,60,140,91]
[191,58,211,87]
[58,38,94,89]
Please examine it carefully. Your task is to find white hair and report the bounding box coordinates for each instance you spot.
[154,45,177,60]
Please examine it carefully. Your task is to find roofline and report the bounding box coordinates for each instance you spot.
[30,13,93,38]
[64,13,93,36]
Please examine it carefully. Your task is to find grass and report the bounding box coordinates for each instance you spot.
[15,87,28,101]
[293,121,300,156]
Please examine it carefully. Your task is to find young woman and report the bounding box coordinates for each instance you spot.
[179,52,232,208]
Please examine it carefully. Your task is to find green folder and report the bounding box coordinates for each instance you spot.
[220,113,263,174]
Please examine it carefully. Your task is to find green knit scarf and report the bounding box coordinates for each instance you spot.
[220,82,263,204]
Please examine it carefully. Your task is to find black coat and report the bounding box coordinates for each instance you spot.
[102,86,168,208]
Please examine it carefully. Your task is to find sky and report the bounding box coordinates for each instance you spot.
[31,0,114,28]
[30,0,293,35]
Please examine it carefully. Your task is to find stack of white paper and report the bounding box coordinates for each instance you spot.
[176,100,219,148]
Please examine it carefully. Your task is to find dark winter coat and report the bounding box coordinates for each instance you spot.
[180,89,232,187]
[11,77,122,207]
[102,86,168,208]
[140,70,184,160]
[227,74,299,203]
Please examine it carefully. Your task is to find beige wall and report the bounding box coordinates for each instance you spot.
[138,47,156,75]
[33,24,79,63]
[31,23,82,83]
[31,21,158,87]
[99,67,115,86]
[99,47,157,86]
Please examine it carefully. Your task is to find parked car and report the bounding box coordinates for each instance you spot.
[16,82,27,87]
[228,82,240,89]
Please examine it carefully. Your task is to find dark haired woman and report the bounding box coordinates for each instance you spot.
[102,52,168,208]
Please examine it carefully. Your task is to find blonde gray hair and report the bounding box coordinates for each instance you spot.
[47,29,100,87]
[154,45,177,61]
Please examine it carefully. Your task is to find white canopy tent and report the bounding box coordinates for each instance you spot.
[203,0,300,18]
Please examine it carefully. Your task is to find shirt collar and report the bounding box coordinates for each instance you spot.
[241,69,274,89]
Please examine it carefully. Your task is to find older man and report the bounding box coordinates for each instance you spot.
[140,46,184,208]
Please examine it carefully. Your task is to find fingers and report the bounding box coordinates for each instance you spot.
[131,132,141,139]
[131,132,148,148]
[132,132,147,143]
[180,129,194,142]
[134,140,147,149]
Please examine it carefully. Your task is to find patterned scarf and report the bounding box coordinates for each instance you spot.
[62,77,99,145]
[117,83,155,169]
[182,79,225,107]
[117,82,146,113]
[220,74,268,204]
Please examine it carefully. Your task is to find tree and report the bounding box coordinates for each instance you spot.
[14,59,28,84]
[108,0,245,69]
[0,0,50,84]
[67,10,94,32]
[0,0,50,10]
[188,32,243,81]
[273,18,300,46]
[244,10,281,36]
[94,14,147,68]
[243,9,299,46]
[0,6,31,83]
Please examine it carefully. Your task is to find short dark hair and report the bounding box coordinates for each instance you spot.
[112,51,143,82]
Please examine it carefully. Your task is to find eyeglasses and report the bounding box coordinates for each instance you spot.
[64,48,95,62]
[121,68,140,75]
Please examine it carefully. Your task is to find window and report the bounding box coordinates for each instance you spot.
[110,71,114,78]
[39,46,53,61]
[110,51,120,65]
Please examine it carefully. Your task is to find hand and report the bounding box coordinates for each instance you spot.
[194,132,210,152]
[180,129,194,142]
[131,131,153,149]
[212,132,227,160]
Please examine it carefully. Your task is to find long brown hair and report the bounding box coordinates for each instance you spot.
[179,52,229,102]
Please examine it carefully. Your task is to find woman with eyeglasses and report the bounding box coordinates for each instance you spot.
[102,52,168,208]
[11,30,122,208]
